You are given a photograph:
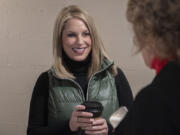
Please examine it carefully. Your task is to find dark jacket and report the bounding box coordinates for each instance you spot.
[117,62,180,135]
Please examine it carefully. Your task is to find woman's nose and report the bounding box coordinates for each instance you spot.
[77,35,84,45]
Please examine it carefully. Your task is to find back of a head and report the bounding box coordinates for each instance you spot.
[126,0,180,62]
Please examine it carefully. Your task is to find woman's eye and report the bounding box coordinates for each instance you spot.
[83,32,90,36]
[67,33,76,37]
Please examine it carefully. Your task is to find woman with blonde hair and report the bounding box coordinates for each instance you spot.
[117,0,180,134]
[27,5,133,135]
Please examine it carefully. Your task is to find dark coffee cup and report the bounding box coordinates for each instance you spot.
[82,101,103,118]
[80,101,103,134]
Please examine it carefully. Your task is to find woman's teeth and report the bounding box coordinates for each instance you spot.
[73,48,85,54]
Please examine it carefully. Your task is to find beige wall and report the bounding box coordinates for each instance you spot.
[0,0,155,135]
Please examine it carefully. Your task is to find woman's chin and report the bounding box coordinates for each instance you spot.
[71,56,87,62]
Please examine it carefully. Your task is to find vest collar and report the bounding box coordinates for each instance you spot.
[50,58,114,79]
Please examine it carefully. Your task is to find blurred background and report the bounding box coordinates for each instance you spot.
[0,0,154,134]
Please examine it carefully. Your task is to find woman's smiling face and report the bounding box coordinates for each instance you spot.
[62,18,92,61]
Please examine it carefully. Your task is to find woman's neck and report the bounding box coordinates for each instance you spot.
[63,51,91,75]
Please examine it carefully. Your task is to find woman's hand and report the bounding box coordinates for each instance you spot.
[84,117,108,135]
[69,105,94,132]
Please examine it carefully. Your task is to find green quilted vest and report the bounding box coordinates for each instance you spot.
[48,59,119,126]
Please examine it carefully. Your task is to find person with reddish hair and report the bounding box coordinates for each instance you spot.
[117,0,180,135]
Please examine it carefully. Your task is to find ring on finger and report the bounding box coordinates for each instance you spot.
[75,117,78,122]
[81,127,85,130]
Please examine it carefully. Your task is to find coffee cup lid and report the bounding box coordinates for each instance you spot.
[82,101,103,117]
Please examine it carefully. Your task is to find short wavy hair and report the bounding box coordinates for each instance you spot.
[127,0,180,61]
[53,5,117,79]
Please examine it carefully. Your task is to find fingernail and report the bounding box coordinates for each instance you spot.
[90,118,94,122]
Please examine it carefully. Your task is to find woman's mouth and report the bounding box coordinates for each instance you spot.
[72,48,85,54]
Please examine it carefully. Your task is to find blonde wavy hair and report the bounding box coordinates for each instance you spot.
[127,0,180,61]
[52,5,117,79]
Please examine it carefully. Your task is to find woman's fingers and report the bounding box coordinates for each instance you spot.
[85,129,108,135]
[69,104,94,132]
[85,118,108,135]
[78,122,93,128]
[92,118,105,126]
[71,107,108,135]
[78,117,94,123]
[75,105,85,111]
[74,110,93,118]
[74,105,93,118]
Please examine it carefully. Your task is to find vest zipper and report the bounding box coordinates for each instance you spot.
[51,60,113,102]
[65,78,86,102]
[65,68,109,102]
[86,63,113,100]
[52,71,86,102]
